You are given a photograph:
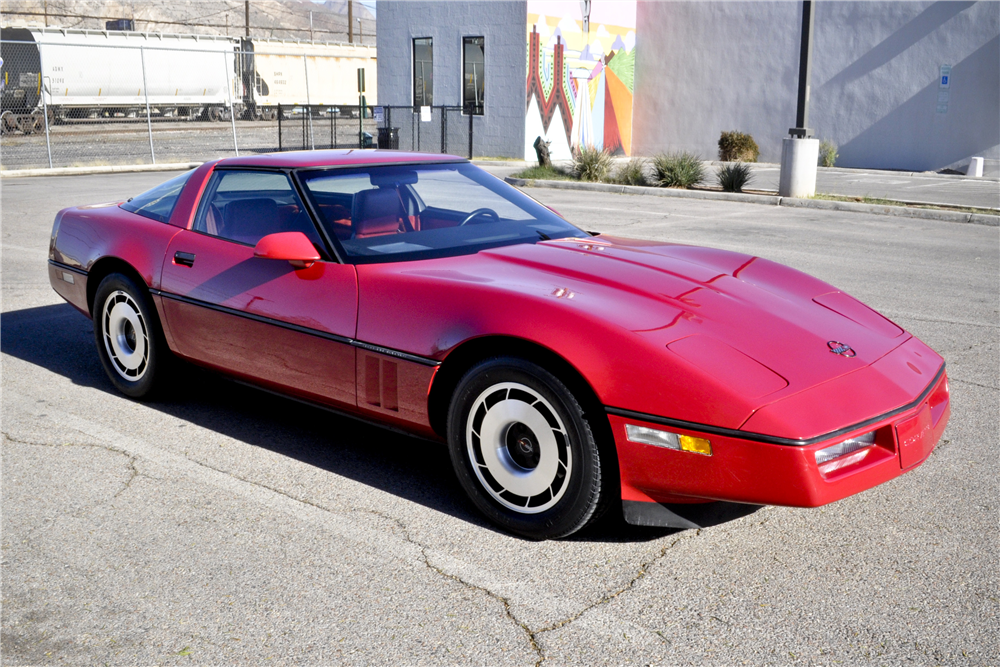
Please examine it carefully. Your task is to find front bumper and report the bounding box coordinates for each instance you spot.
[610,366,949,508]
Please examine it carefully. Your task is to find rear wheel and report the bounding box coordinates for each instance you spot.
[93,273,170,399]
[448,357,607,539]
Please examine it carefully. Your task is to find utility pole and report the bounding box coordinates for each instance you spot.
[43,0,48,26]
[357,18,362,45]
[309,11,313,42]
[245,0,250,38]
[348,0,353,43]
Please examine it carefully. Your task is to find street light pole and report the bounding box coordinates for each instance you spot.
[790,0,815,138]
[779,1,820,198]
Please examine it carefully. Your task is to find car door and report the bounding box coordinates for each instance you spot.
[158,168,358,408]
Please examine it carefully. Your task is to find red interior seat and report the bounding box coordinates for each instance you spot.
[351,188,405,238]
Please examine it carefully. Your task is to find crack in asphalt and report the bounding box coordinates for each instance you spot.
[2,432,151,501]
[1,432,153,539]
[5,428,689,665]
[155,454,546,663]
[949,378,998,391]
[356,508,545,666]
[528,531,697,665]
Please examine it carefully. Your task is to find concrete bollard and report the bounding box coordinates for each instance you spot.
[967,157,984,178]
[779,138,820,198]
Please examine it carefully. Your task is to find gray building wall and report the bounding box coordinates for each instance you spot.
[632,1,1000,175]
[376,1,526,158]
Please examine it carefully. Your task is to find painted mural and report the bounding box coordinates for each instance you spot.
[526,1,637,161]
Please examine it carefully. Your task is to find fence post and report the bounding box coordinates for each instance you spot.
[468,111,473,159]
[333,111,338,148]
[278,103,283,151]
[139,45,156,163]
[440,106,446,154]
[223,51,239,156]
[36,44,54,168]
[303,55,314,150]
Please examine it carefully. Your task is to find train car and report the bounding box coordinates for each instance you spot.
[1,26,238,131]
[227,38,377,120]
[0,27,377,133]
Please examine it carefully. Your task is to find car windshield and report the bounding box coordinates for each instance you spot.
[120,170,193,223]
[296,162,588,263]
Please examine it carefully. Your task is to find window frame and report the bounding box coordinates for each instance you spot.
[190,167,333,261]
[120,170,193,224]
[412,37,433,108]
[461,35,485,116]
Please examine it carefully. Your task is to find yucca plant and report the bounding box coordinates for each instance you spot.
[572,146,614,182]
[717,162,753,192]
[613,157,648,186]
[651,152,704,188]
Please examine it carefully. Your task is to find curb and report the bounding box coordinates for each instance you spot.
[1,162,203,178]
[700,160,1000,182]
[505,177,1000,227]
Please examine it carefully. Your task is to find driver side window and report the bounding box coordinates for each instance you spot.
[193,170,326,253]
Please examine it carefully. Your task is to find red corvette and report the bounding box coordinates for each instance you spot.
[48,150,950,539]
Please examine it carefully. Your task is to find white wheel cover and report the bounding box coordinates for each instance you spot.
[102,290,149,380]
[466,382,572,514]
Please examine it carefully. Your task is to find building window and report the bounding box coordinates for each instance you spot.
[413,37,433,107]
[463,36,484,115]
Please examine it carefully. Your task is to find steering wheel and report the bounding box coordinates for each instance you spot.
[459,207,500,226]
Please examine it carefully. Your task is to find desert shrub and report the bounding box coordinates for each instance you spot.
[613,158,648,186]
[572,146,614,182]
[718,131,760,162]
[717,162,753,192]
[651,152,705,188]
[819,140,839,167]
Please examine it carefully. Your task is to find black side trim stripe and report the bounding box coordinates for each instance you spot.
[152,289,441,367]
[48,259,88,276]
[606,363,946,448]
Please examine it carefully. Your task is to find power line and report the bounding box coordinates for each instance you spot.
[2,9,367,39]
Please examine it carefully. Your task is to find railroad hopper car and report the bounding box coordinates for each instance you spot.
[0,26,376,133]
[248,39,377,120]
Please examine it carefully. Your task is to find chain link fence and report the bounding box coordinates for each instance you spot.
[1,32,475,171]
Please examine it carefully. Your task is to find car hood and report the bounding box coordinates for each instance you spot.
[482,235,909,399]
[359,235,915,432]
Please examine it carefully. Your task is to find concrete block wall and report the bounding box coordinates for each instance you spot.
[632,1,999,175]
[376,1,526,158]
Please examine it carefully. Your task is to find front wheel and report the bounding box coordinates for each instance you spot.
[93,273,170,399]
[447,357,607,539]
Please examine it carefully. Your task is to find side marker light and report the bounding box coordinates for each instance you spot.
[680,435,713,456]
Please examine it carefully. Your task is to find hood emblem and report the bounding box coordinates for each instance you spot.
[828,341,856,357]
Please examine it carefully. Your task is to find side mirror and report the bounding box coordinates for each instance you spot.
[253,232,321,269]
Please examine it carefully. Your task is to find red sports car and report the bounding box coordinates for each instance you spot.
[48,150,950,539]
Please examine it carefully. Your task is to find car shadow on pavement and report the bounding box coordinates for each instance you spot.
[3,302,761,543]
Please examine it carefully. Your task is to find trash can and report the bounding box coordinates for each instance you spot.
[377,127,400,149]
[360,131,374,149]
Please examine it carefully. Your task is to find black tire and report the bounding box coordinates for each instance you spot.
[447,357,607,539]
[92,273,170,399]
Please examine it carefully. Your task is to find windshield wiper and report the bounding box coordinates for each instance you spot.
[535,230,551,241]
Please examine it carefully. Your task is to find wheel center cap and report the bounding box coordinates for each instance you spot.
[505,422,541,471]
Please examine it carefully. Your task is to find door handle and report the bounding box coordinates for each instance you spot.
[174,251,196,267]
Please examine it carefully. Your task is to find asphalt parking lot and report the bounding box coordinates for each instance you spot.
[2,171,998,665]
